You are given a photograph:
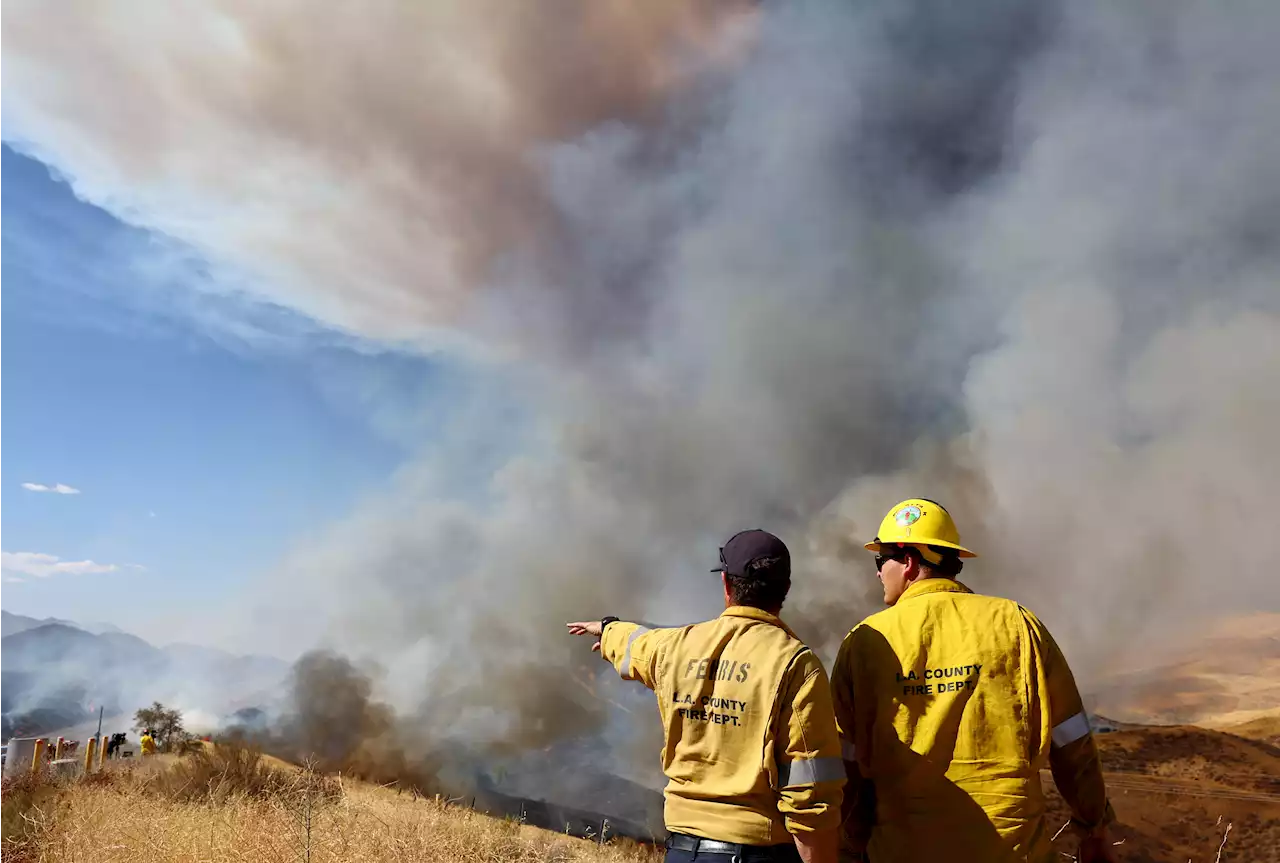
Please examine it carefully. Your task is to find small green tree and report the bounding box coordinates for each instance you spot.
[133,701,185,752]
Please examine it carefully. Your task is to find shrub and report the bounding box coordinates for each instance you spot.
[1,772,66,863]
[143,737,339,806]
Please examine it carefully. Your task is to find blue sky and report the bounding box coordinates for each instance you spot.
[2,145,451,644]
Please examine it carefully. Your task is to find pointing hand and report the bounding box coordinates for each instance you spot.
[566,621,603,652]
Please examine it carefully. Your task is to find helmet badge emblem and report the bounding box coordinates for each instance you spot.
[894,505,923,527]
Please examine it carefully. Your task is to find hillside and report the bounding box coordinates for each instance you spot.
[1220,710,1280,747]
[2,611,58,637]
[1,611,124,637]
[2,754,659,863]
[1090,612,1280,727]
[7,727,1269,860]
[1098,724,1280,795]
[5,723,1277,863]
[3,623,164,671]
[1,619,287,739]
[1039,724,1280,862]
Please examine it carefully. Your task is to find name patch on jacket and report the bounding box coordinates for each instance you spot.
[684,658,751,682]
[896,663,982,696]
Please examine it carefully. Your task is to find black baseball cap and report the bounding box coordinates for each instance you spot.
[711,529,791,580]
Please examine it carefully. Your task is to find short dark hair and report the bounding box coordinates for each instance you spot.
[725,556,791,610]
[907,545,964,578]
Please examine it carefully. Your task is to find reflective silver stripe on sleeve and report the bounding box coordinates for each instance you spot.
[1051,711,1091,748]
[840,739,857,761]
[621,626,651,677]
[778,756,845,787]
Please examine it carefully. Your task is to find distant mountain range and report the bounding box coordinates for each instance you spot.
[2,611,125,637]
[1,611,287,740]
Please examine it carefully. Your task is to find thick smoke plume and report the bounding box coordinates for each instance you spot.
[4,0,757,344]
[252,651,445,792]
[7,0,1280,786]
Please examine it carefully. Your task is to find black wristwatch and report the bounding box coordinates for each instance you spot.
[600,616,620,632]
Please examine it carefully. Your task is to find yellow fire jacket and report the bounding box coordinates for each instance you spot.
[600,606,845,845]
[139,734,156,756]
[831,578,1113,863]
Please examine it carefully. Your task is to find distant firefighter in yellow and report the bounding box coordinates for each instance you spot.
[139,729,157,756]
[831,499,1115,863]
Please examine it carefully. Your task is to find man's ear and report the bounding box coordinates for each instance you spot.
[903,549,922,580]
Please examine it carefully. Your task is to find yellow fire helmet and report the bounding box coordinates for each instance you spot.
[864,498,977,558]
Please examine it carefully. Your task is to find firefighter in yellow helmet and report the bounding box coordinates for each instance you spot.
[568,530,845,863]
[830,500,1115,863]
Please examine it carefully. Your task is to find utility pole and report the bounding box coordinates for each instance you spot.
[95,705,104,738]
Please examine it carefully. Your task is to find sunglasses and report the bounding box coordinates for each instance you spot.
[874,546,907,571]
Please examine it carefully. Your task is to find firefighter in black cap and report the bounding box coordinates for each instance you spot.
[568,529,844,863]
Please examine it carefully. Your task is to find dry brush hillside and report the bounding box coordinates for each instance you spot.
[4,724,1278,863]
[1046,722,1280,863]
[1,750,659,863]
[1091,612,1280,730]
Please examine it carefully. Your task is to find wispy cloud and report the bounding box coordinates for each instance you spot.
[4,576,25,584]
[21,482,82,495]
[0,551,118,578]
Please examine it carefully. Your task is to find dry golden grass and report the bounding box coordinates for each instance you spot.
[138,739,339,806]
[5,755,660,863]
[1218,709,1280,747]
[1038,725,1280,862]
[2,770,78,863]
[13,725,1279,862]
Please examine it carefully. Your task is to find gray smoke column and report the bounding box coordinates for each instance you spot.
[6,0,1280,778]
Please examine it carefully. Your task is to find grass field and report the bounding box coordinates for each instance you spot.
[1,745,658,863]
[18,781,656,863]
[4,725,1278,863]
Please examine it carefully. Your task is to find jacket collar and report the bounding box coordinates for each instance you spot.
[722,605,798,639]
[899,577,973,603]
